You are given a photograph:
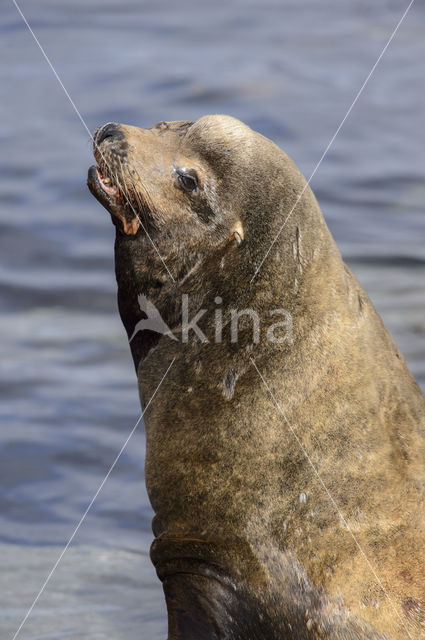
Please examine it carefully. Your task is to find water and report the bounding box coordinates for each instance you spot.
[1,0,424,637]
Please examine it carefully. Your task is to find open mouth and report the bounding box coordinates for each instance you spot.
[87,164,122,204]
[96,166,120,196]
[87,164,140,235]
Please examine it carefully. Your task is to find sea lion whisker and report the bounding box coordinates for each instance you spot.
[119,160,162,242]
[129,166,166,231]
[111,161,146,236]
[130,165,160,223]
[126,169,148,225]
[117,158,144,225]
[114,167,133,211]
[124,165,151,230]
[114,160,175,279]
[113,160,127,198]
[116,165,131,205]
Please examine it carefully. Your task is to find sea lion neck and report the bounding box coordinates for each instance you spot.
[114,202,346,375]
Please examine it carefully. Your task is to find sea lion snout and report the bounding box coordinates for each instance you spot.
[88,116,252,253]
[88,121,143,235]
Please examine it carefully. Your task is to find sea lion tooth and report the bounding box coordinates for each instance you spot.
[232,221,244,246]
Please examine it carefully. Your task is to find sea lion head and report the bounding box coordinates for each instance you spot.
[87,115,334,367]
[87,115,251,241]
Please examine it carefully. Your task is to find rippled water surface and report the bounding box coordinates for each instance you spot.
[1,1,425,637]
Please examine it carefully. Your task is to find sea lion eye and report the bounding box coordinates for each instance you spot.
[177,171,198,193]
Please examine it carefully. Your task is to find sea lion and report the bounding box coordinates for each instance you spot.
[87,115,425,639]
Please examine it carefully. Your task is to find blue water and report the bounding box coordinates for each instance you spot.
[1,0,425,637]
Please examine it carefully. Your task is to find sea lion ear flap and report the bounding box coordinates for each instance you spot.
[231,221,245,247]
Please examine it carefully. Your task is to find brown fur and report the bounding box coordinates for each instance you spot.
[88,115,425,639]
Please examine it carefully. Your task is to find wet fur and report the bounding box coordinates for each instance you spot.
[88,115,425,639]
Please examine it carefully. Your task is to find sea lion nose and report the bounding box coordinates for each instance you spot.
[95,122,123,145]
